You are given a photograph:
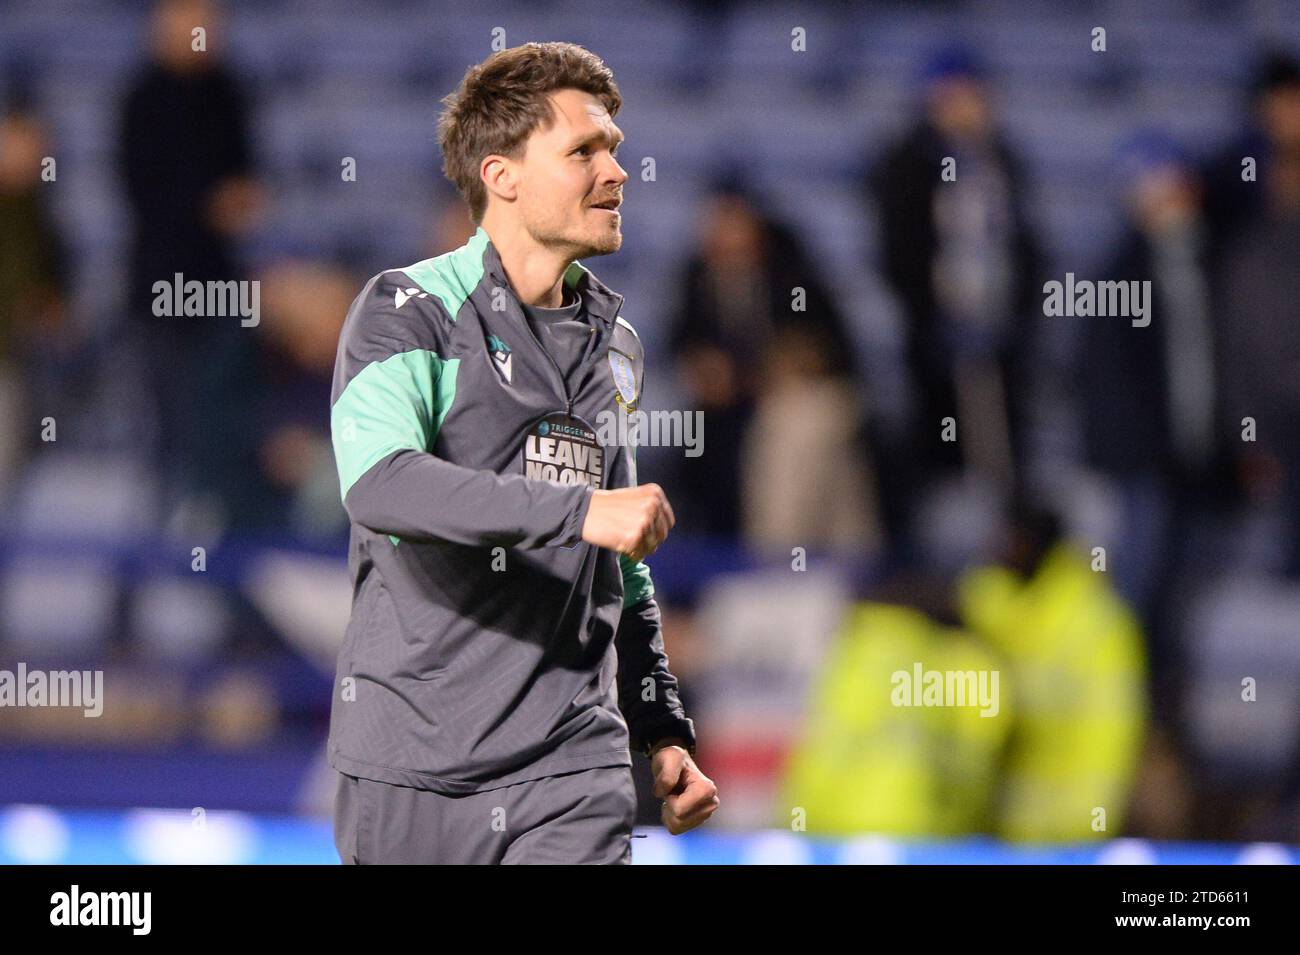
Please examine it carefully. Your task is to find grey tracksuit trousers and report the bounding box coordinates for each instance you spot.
[333,763,638,864]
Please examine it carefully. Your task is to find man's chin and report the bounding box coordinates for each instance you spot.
[534,222,622,259]
[577,229,622,257]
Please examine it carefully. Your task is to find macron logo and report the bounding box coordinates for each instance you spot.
[492,349,513,384]
[395,287,428,309]
[487,334,513,384]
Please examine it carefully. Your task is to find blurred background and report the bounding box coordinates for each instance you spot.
[1,0,1299,863]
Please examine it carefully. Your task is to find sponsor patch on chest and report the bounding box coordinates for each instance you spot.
[523,412,605,488]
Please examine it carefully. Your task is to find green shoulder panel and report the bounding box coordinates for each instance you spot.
[399,227,490,322]
[331,349,460,501]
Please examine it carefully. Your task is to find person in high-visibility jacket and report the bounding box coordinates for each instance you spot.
[957,510,1148,843]
[778,598,1013,836]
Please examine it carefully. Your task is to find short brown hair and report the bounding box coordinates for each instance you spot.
[437,42,622,224]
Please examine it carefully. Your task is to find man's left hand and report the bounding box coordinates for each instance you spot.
[649,741,719,835]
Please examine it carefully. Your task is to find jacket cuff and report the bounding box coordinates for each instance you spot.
[636,715,697,757]
[557,485,595,548]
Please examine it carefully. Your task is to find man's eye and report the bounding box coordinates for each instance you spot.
[575,145,591,157]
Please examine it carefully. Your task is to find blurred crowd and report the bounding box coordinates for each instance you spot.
[1,0,1299,841]
[660,45,1300,840]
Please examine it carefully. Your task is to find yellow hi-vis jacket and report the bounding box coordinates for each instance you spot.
[958,542,1148,842]
[778,602,1012,836]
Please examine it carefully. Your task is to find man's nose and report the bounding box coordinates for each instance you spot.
[602,154,629,186]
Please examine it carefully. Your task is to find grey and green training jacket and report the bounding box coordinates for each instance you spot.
[327,226,695,794]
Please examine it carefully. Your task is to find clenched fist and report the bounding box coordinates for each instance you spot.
[581,483,675,561]
[650,742,719,835]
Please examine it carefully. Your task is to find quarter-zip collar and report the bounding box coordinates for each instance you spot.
[478,227,625,329]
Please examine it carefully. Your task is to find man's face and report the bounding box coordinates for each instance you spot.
[1262,84,1300,153]
[927,76,991,139]
[510,88,628,257]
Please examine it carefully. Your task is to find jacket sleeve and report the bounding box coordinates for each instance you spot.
[610,318,694,753]
[330,275,594,549]
[615,593,697,756]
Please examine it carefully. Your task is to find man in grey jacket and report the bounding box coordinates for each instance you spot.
[328,41,718,863]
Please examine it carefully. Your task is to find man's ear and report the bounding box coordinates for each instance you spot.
[480,153,518,204]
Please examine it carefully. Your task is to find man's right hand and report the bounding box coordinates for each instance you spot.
[580,484,675,561]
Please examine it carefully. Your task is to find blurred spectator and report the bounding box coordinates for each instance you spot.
[1208,51,1300,577]
[957,504,1148,842]
[779,578,1011,836]
[118,0,264,534]
[244,259,352,539]
[1080,133,1235,722]
[1202,50,1300,247]
[431,191,478,257]
[0,93,75,499]
[867,44,1042,544]
[740,373,883,559]
[667,175,879,554]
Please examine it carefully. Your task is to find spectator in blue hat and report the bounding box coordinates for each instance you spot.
[864,43,1043,561]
